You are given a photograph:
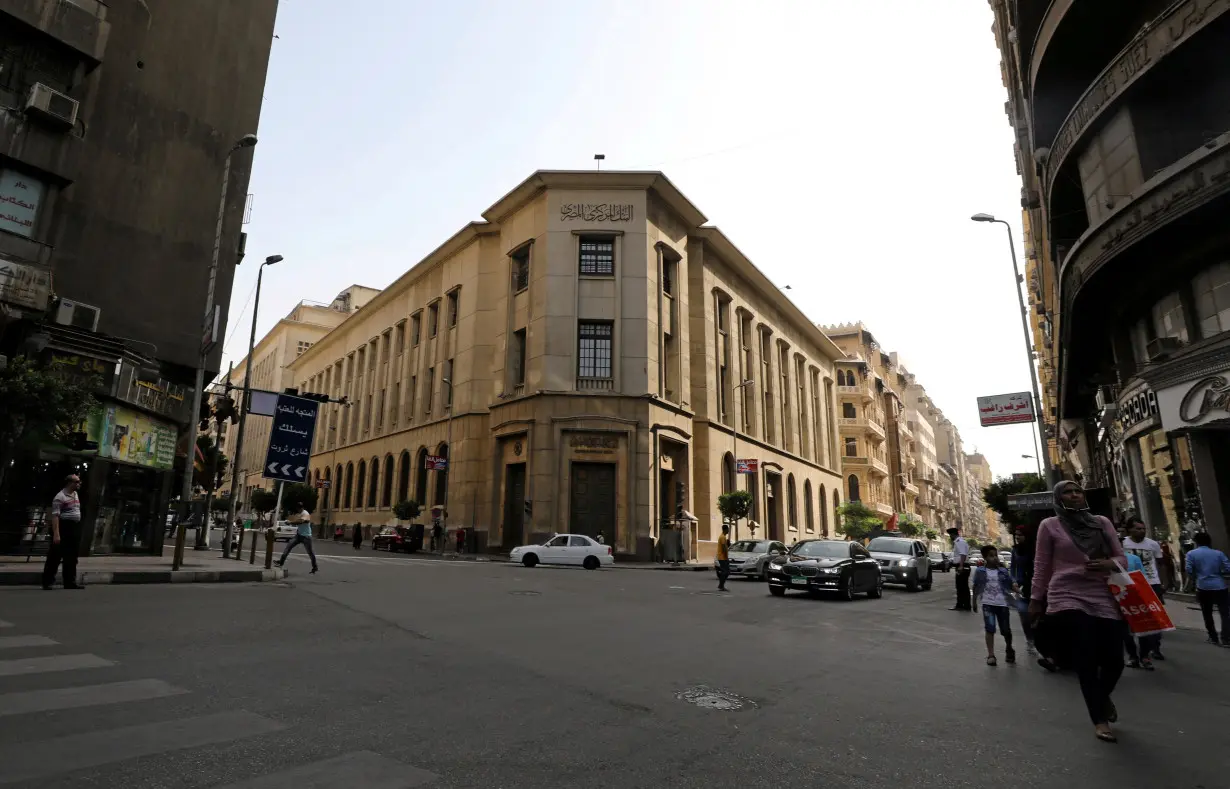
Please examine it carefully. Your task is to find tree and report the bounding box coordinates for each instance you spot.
[717,491,753,536]
[394,499,422,523]
[249,489,278,522]
[837,501,880,542]
[279,483,318,517]
[210,495,233,513]
[983,474,1048,531]
[0,355,98,491]
[897,513,925,538]
[924,528,939,542]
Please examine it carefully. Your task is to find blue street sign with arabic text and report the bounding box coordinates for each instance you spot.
[262,394,319,483]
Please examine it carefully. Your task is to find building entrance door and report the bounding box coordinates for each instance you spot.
[502,463,526,548]
[766,472,783,542]
[570,462,615,543]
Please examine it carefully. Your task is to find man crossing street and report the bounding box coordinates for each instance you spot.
[949,527,971,611]
[276,503,318,574]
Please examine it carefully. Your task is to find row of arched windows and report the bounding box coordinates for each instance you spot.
[719,452,840,536]
[311,443,448,512]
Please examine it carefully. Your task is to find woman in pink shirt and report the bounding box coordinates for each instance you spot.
[1028,481,1126,743]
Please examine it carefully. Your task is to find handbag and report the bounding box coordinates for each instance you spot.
[1107,560,1175,636]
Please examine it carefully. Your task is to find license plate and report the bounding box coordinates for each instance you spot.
[790,576,809,585]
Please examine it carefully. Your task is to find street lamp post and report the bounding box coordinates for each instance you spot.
[442,377,454,545]
[971,213,1050,482]
[222,254,282,558]
[177,135,257,564]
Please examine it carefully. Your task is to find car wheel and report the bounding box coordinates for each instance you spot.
[921,571,933,591]
[769,584,786,596]
[522,553,539,568]
[906,573,920,592]
[583,555,600,570]
[841,574,856,601]
[868,575,884,599]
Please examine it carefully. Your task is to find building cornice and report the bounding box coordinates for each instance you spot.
[482,170,708,227]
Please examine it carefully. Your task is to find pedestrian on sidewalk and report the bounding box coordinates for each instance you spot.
[974,544,1018,666]
[1010,524,1037,656]
[1184,531,1230,646]
[1030,480,1126,744]
[352,523,363,550]
[716,524,731,592]
[1118,551,1153,670]
[42,474,84,590]
[1122,515,1167,662]
[948,527,972,611]
[276,504,318,574]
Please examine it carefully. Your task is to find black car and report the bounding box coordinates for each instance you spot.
[928,551,951,572]
[765,539,883,601]
[372,526,412,552]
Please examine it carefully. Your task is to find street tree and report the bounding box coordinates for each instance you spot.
[0,355,98,491]
[897,513,925,538]
[717,491,753,536]
[924,528,939,542]
[249,489,278,523]
[394,499,422,523]
[983,474,1048,532]
[837,501,880,542]
[279,483,318,517]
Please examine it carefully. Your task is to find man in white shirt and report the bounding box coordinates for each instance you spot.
[276,504,318,574]
[42,474,85,590]
[948,527,972,611]
[1123,518,1166,659]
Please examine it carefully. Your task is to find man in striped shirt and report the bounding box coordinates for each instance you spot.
[42,474,85,590]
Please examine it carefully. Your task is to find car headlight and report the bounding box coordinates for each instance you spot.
[822,567,838,574]
[897,559,909,567]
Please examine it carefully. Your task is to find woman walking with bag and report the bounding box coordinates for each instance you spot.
[1029,481,1127,743]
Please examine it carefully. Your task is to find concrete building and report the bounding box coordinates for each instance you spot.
[286,170,846,560]
[0,0,277,554]
[965,452,1001,544]
[988,1,1230,552]
[220,286,379,508]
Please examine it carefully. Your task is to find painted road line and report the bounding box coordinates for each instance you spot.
[0,710,285,785]
[0,678,187,717]
[211,750,438,789]
[0,653,114,677]
[0,635,57,650]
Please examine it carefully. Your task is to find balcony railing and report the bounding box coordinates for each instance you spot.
[837,381,874,401]
[902,481,920,496]
[577,377,614,391]
[838,416,886,440]
[871,500,894,517]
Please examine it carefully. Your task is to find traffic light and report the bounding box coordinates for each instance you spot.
[214,396,238,423]
[198,397,213,432]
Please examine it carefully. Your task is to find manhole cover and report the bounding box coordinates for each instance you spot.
[508,590,541,596]
[676,686,757,711]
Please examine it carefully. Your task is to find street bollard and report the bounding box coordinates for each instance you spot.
[234,527,244,560]
[171,522,187,571]
[264,528,275,570]
[249,527,258,565]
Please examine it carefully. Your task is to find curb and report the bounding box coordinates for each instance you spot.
[0,567,286,587]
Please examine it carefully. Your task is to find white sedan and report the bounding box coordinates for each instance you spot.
[273,520,298,541]
[510,534,613,570]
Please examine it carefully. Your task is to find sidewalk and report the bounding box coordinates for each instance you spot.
[0,547,286,587]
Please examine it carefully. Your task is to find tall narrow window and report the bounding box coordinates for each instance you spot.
[447,289,459,327]
[512,247,530,291]
[579,237,615,276]
[1193,261,1230,339]
[760,330,774,444]
[845,437,858,457]
[825,378,837,463]
[444,359,453,408]
[376,388,386,428]
[394,322,405,355]
[716,296,731,425]
[408,375,417,421]
[740,312,754,433]
[428,302,439,338]
[512,329,527,387]
[577,322,613,379]
[411,313,421,346]
[779,343,791,452]
[424,367,434,415]
[848,474,861,502]
[391,381,400,425]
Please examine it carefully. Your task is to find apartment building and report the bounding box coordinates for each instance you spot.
[287,170,845,560]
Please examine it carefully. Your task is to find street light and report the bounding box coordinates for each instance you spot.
[222,254,282,558]
[176,134,258,566]
[971,212,1049,482]
[442,376,454,543]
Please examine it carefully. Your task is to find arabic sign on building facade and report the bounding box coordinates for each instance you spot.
[263,394,319,483]
[0,170,44,238]
[559,203,634,222]
[736,458,759,474]
[0,256,51,311]
[1157,368,1230,431]
[976,392,1035,426]
[425,454,448,470]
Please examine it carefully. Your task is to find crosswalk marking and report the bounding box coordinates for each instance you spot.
[210,750,438,788]
[0,635,57,650]
[279,552,474,567]
[0,653,113,677]
[0,678,187,717]
[0,710,285,785]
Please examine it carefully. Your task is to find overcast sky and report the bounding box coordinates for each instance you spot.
[223,0,1042,481]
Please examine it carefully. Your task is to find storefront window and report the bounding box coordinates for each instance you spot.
[1137,430,1201,583]
[1193,261,1230,339]
[1151,291,1188,345]
[92,464,162,553]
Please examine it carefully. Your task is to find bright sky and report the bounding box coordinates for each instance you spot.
[223,0,1042,481]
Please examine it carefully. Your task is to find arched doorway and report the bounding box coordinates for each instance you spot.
[819,484,828,535]
[804,480,814,532]
[415,448,428,504]
[333,465,342,510]
[381,454,394,508]
[355,461,366,509]
[847,474,860,502]
[434,443,449,506]
[722,452,735,494]
[397,450,411,504]
[344,463,354,509]
[367,457,379,508]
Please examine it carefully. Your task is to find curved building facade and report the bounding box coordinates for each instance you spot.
[991,0,1230,551]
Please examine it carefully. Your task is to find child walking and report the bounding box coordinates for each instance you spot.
[974,544,1019,666]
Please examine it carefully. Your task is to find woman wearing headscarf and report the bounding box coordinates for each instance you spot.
[1029,481,1126,743]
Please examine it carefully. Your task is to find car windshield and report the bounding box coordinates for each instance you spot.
[729,540,770,553]
[790,541,848,558]
[867,538,912,554]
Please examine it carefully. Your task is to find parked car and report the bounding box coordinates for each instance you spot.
[999,551,1013,569]
[272,520,297,542]
[510,534,613,570]
[373,526,413,552]
[866,536,933,591]
[928,551,951,573]
[765,539,882,601]
[721,539,788,580]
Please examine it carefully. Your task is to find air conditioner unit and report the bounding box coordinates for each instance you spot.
[25,83,79,129]
[1094,385,1118,412]
[1145,336,1182,362]
[53,299,101,332]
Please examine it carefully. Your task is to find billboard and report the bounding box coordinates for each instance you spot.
[736,458,758,474]
[87,404,177,470]
[976,392,1035,426]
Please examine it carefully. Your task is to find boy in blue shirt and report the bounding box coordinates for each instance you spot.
[973,545,1019,666]
[1185,532,1230,645]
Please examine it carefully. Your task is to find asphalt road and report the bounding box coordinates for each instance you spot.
[1,540,1227,788]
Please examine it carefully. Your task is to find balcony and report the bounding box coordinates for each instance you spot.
[4,0,111,65]
[836,380,874,402]
[902,480,920,497]
[838,416,886,440]
[870,500,894,518]
[577,377,613,392]
[844,453,889,476]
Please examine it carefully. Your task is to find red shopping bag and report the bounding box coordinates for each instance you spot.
[1107,562,1175,636]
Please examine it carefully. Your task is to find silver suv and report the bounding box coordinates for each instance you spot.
[866,536,933,592]
[719,539,788,581]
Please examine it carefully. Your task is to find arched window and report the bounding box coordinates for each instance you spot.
[833,490,841,532]
[344,463,354,509]
[356,460,366,509]
[313,468,320,485]
[415,448,428,503]
[804,480,814,532]
[434,443,449,505]
[334,465,342,509]
[787,474,798,527]
[847,474,860,502]
[837,370,847,386]
[845,437,858,457]
[381,454,394,508]
[819,484,828,535]
[397,450,411,504]
[722,452,735,494]
[368,457,379,508]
